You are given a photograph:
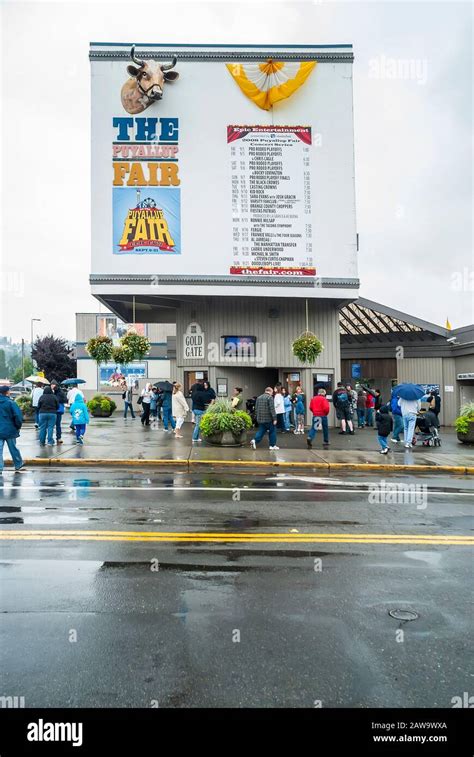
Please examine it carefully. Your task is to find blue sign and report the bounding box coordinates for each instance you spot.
[351,363,361,379]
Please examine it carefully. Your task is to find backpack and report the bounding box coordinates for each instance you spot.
[337,390,348,406]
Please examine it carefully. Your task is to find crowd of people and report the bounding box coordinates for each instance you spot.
[30,381,90,446]
[0,376,443,473]
[0,380,91,474]
[248,382,441,454]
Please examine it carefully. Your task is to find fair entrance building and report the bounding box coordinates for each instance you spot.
[90,42,359,425]
[89,292,473,426]
[91,291,343,425]
[89,43,473,426]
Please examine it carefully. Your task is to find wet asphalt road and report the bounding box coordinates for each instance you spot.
[0,468,472,708]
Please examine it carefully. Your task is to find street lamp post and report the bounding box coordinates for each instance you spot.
[31,318,41,369]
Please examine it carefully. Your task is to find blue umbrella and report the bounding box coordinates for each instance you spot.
[61,378,86,386]
[392,383,425,401]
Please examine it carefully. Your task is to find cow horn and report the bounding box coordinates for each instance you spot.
[130,45,146,67]
[161,56,177,71]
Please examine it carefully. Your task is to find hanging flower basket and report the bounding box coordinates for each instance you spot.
[111,346,129,365]
[86,336,114,364]
[120,331,151,361]
[292,331,324,364]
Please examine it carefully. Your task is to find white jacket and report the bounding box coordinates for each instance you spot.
[398,398,421,416]
[172,390,189,418]
[274,393,285,414]
[67,388,84,405]
[31,387,44,407]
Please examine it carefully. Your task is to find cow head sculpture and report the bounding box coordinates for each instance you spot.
[121,46,179,114]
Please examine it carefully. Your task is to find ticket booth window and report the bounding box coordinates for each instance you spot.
[313,373,334,398]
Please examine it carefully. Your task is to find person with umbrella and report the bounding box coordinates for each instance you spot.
[393,383,425,449]
[155,381,175,432]
[31,382,44,429]
[390,388,404,444]
[25,376,50,428]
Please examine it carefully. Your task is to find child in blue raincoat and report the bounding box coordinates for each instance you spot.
[70,395,90,445]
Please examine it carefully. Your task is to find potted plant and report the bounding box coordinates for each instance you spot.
[455,402,474,443]
[86,336,114,364]
[292,331,324,364]
[111,346,129,365]
[87,394,117,418]
[200,399,253,446]
[120,330,151,361]
[15,394,34,419]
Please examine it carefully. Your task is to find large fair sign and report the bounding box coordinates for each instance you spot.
[90,44,358,298]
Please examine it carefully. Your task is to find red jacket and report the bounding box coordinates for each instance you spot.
[309,395,330,416]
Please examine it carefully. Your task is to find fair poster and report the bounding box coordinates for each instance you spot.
[228,125,315,277]
[112,117,181,255]
[99,362,147,388]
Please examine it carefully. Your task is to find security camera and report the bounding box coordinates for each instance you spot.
[446,336,457,343]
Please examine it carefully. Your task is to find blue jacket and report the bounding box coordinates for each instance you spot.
[390,394,402,416]
[70,397,90,426]
[161,390,172,409]
[294,394,305,414]
[0,395,23,439]
[284,395,292,412]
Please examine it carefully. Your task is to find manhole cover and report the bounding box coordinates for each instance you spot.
[389,609,419,621]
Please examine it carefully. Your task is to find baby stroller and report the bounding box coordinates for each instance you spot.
[413,410,441,447]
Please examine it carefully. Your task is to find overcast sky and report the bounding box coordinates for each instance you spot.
[1,0,472,343]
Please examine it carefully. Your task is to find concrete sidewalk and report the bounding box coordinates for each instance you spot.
[4,415,473,474]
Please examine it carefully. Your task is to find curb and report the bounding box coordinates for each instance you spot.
[5,458,473,475]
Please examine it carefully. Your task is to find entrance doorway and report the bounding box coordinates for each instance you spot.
[283,371,302,396]
[184,370,208,397]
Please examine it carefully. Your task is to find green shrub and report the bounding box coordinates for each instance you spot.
[87,394,116,415]
[200,408,252,437]
[15,394,33,416]
[454,402,474,434]
[205,398,233,414]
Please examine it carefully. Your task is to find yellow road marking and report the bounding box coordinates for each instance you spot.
[0,530,472,546]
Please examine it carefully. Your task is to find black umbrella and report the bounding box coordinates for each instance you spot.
[153,381,173,391]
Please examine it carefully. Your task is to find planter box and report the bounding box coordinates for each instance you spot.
[457,425,474,443]
[457,432,474,444]
[91,410,114,418]
[204,430,247,447]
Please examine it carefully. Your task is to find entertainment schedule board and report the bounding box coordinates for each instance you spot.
[228,126,315,277]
